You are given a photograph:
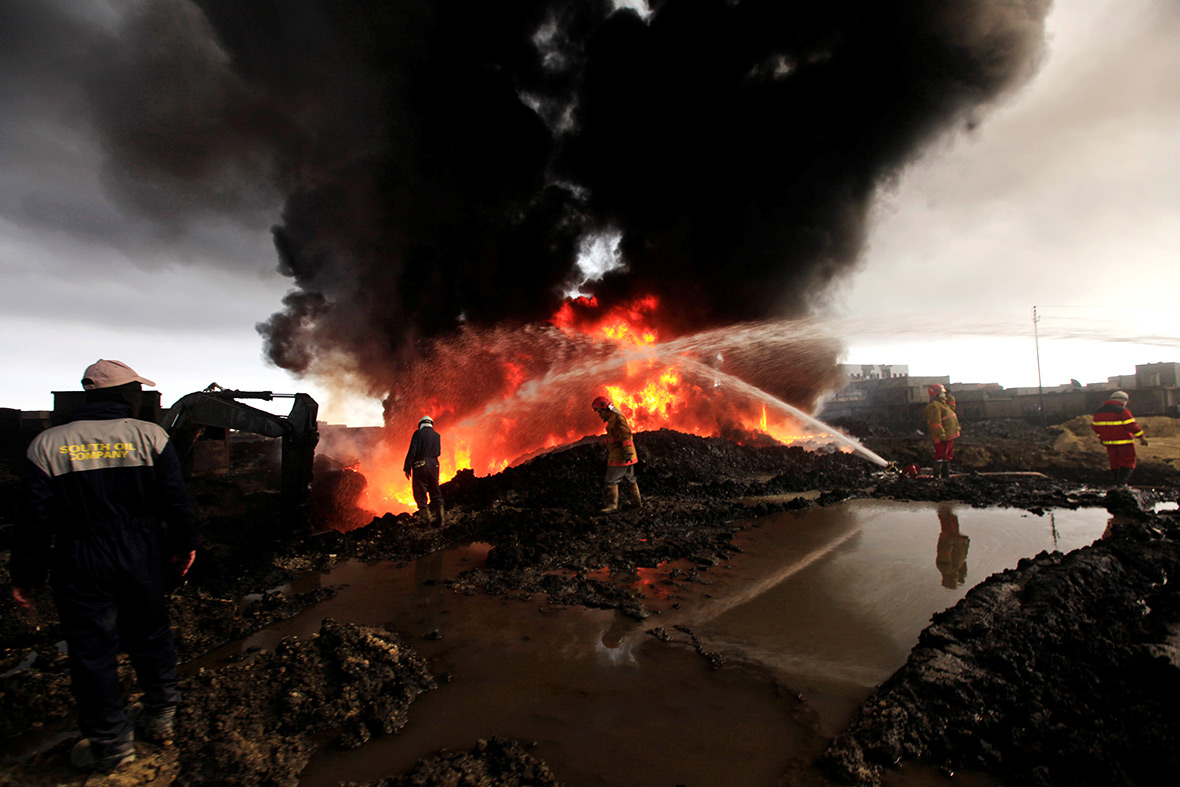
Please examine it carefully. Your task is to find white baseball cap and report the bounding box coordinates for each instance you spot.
[81,359,156,390]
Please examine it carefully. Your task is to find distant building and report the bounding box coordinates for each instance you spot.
[1134,362,1180,388]
[819,362,1180,426]
[840,364,909,381]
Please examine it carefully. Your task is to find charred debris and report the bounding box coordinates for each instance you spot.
[3,420,1180,785]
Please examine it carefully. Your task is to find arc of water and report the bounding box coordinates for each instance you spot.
[647,350,890,467]
[461,319,821,424]
[449,349,641,428]
[447,328,889,467]
[654,317,819,354]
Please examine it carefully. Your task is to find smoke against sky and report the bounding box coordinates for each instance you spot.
[831,0,1180,387]
[243,0,1053,395]
[1,0,1178,423]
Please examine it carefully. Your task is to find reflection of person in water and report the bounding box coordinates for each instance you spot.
[936,504,970,589]
[599,610,638,651]
[596,611,640,664]
[412,549,446,634]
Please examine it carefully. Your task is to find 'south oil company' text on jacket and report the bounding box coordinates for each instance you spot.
[12,401,194,588]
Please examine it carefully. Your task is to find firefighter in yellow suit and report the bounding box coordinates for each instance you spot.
[925,383,960,479]
[591,396,641,513]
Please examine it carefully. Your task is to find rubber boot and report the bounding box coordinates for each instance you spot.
[1110,469,1120,486]
[624,482,643,509]
[1119,466,1134,487]
[70,739,136,773]
[942,462,952,479]
[431,502,445,526]
[933,461,945,480]
[129,702,176,746]
[417,507,431,524]
[600,485,619,514]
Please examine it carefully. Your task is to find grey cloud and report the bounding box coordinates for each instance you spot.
[0,0,283,272]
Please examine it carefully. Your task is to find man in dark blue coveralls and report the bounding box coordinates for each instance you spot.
[403,415,443,525]
[10,360,196,772]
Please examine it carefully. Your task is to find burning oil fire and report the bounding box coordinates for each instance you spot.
[353,296,846,516]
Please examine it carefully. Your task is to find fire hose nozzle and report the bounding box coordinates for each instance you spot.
[882,461,918,478]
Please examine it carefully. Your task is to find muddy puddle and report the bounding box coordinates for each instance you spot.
[656,500,1110,737]
[209,500,1110,787]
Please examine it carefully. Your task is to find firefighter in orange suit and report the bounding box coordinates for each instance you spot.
[935,503,970,589]
[591,396,641,513]
[925,383,960,479]
[1091,390,1148,486]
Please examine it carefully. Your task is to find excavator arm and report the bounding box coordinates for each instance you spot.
[163,388,319,537]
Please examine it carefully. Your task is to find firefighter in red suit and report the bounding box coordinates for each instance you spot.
[591,396,641,513]
[925,383,960,479]
[1091,390,1148,486]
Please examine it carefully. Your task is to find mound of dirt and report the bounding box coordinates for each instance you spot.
[860,416,1180,487]
[4,422,1180,785]
[343,736,565,787]
[175,619,435,786]
[818,503,1180,786]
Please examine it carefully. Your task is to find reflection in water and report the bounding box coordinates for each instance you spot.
[596,611,641,665]
[683,501,1109,736]
[412,549,446,632]
[231,503,1110,787]
[935,503,970,589]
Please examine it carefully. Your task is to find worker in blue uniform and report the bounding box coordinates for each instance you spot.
[403,415,443,524]
[10,360,195,772]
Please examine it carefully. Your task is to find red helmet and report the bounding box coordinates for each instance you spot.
[591,396,611,411]
[927,383,946,399]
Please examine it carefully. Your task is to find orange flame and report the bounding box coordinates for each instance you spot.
[553,294,660,346]
[355,295,822,517]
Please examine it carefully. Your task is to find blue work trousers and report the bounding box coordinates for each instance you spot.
[411,458,442,512]
[54,556,180,753]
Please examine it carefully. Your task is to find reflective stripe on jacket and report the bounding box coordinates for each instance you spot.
[925,394,960,442]
[13,401,194,588]
[1091,400,1144,446]
[603,411,638,467]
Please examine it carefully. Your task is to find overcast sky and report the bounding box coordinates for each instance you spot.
[2,0,1177,425]
[829,0,1180,390]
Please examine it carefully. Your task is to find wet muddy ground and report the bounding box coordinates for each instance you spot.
[2,420,1180,785]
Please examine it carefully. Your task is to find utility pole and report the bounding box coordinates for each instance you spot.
[1033,306,1047,429]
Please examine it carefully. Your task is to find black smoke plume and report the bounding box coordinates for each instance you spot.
[5,0,1053,419]
[237,0,1052,401]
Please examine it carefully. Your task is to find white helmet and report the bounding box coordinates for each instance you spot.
[1110,390,1129,403]
[418,416,434,427]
